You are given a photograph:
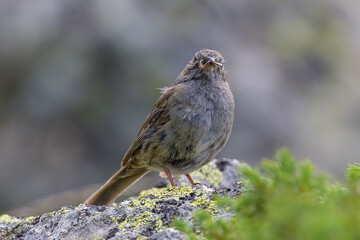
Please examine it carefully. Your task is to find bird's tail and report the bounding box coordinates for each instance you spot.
[84,166,148,206]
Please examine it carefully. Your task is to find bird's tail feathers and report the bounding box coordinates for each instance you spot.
[84,166,148,206]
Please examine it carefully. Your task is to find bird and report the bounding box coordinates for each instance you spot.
[84,49,235,206]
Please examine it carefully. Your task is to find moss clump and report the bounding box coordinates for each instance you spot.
[175,148,360,240]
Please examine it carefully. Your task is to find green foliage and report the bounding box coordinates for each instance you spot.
[174,148,360,240]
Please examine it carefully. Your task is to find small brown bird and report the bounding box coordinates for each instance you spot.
[84,49,235,206]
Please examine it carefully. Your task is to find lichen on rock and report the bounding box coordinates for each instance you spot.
[0,158,243,240]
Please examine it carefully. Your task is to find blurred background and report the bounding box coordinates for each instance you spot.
[0,0,359,216]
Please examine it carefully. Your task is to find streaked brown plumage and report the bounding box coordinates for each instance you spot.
[84,49,234,206]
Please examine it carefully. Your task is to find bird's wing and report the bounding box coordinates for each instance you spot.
[121,86,178,167]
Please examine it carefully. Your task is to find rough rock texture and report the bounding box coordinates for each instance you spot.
[0,158,244,240]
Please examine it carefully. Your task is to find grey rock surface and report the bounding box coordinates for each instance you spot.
[0,158,243,240]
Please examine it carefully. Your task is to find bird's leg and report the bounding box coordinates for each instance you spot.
[185,173,195,185]
[164,167,176,186]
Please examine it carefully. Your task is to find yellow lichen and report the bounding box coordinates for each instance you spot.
[0,214,21,225]
[191,198,218,216]
[191,163,223,187]
[117,218,128,230]
[48,207,71,217]
[114,183,218,232]
[116,210,164,238]
[0,214,37,237]
[110,215,122,224]
[138,186,194,200]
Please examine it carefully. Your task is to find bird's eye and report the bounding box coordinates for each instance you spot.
[198,59,206,70]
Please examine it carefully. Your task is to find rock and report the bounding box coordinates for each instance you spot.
[0,158,244,240]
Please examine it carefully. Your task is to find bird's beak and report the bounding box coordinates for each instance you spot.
[199,57,223,70]
[208,57,223,67]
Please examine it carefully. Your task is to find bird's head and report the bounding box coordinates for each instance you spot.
[193,49,224,71]
[175,49,227,84]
